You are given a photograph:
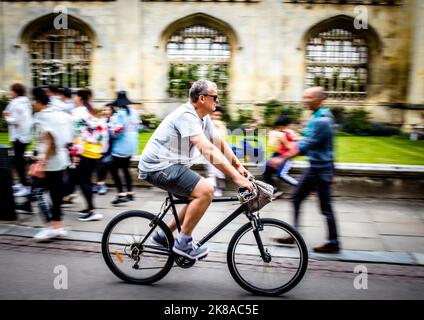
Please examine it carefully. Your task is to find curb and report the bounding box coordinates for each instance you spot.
[1,224,423,267]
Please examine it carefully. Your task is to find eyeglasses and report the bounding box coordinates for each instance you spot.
[202,94,219,102]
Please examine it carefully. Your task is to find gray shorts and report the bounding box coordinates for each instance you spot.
[141,164,201,197]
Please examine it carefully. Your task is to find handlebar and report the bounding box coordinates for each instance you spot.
[238,178,258,203]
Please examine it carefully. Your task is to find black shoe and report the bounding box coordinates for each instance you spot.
[77,208,91,216]
[313,243,340,254]
[273,236,295,245]
[111,195,129,205]
[62,194,76,206]
[126,193,134,201]
[15,201,32,214]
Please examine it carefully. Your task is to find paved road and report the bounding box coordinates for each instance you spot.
[9,188,424,258]
[0,237,423,300]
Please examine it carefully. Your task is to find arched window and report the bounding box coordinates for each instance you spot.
[166,25,230,99]
[305,27,368,100]
[29,27,92,89]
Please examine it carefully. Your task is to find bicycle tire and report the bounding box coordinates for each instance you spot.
[227,218,308,296]
[101,210,175,284]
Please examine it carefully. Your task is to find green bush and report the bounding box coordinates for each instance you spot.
[338,108,400,136]
[279,104,303,124]
[330,106,346,125]
[342,108,371,135]
[0,95,9,132]
[366,123,400,137]
[397,131,411,140]
[261,100,303,127]
[218,104,232,124]
[140,113,161,130]
[236,107,254,125]
[262,99,282,127]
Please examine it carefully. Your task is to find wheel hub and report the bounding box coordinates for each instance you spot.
[129,243,141,264]
[263,249,272,263]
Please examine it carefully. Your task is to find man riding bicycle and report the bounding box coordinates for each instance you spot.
[138,79,253,260]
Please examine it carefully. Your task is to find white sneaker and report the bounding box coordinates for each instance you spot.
[55,227,68,238]
[214,189,223,197]
[68,194,77,200]
[14,186,31,197]
[97,184,108,195]
[34,227,63,242]
[12,183,23,191]
[78,212,103,222]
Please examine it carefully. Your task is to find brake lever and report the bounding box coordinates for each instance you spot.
[238,180,258,204]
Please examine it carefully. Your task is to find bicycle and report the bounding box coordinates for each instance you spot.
[101,180,308,296]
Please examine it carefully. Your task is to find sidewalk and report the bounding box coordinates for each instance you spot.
[0,186,423,265]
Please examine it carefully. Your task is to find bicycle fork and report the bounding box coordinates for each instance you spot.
[248,213,272,263]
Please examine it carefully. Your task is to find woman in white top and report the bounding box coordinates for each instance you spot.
[30,87,74,241]
[2,83,33,197]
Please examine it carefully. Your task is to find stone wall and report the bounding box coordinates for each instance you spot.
[0,0,422,126]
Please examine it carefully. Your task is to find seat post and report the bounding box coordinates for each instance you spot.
[167,192,182,232]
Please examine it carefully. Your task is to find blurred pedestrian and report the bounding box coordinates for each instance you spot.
[272,87,340,253]
[71,89,108,221]
[58,87,78,204]
[205,105,227,197]
[30,87,73,241]
[3,83,33,197]
[94,103,116,195]
[45,84,67,112]
[58,87,76,114]
[109,91,139,205]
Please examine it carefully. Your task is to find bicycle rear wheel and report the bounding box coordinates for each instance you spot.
[227,218,308,296]
[101,210,175,284]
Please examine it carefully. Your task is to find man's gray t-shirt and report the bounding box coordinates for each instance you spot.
[138,102,216,173]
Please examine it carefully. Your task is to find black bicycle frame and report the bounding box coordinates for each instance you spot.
[148,192,269,260]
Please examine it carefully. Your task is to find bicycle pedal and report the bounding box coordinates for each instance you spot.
[175,255,196,268]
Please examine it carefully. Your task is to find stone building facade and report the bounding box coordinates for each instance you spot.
[0,0,423,129]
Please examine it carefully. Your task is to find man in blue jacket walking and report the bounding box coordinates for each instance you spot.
[269,87,340,253]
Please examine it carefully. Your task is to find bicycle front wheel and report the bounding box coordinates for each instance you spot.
[227,218,308,296]
[101,210,175,285]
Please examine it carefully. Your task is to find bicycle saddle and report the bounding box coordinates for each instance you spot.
[172,194,190,203]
